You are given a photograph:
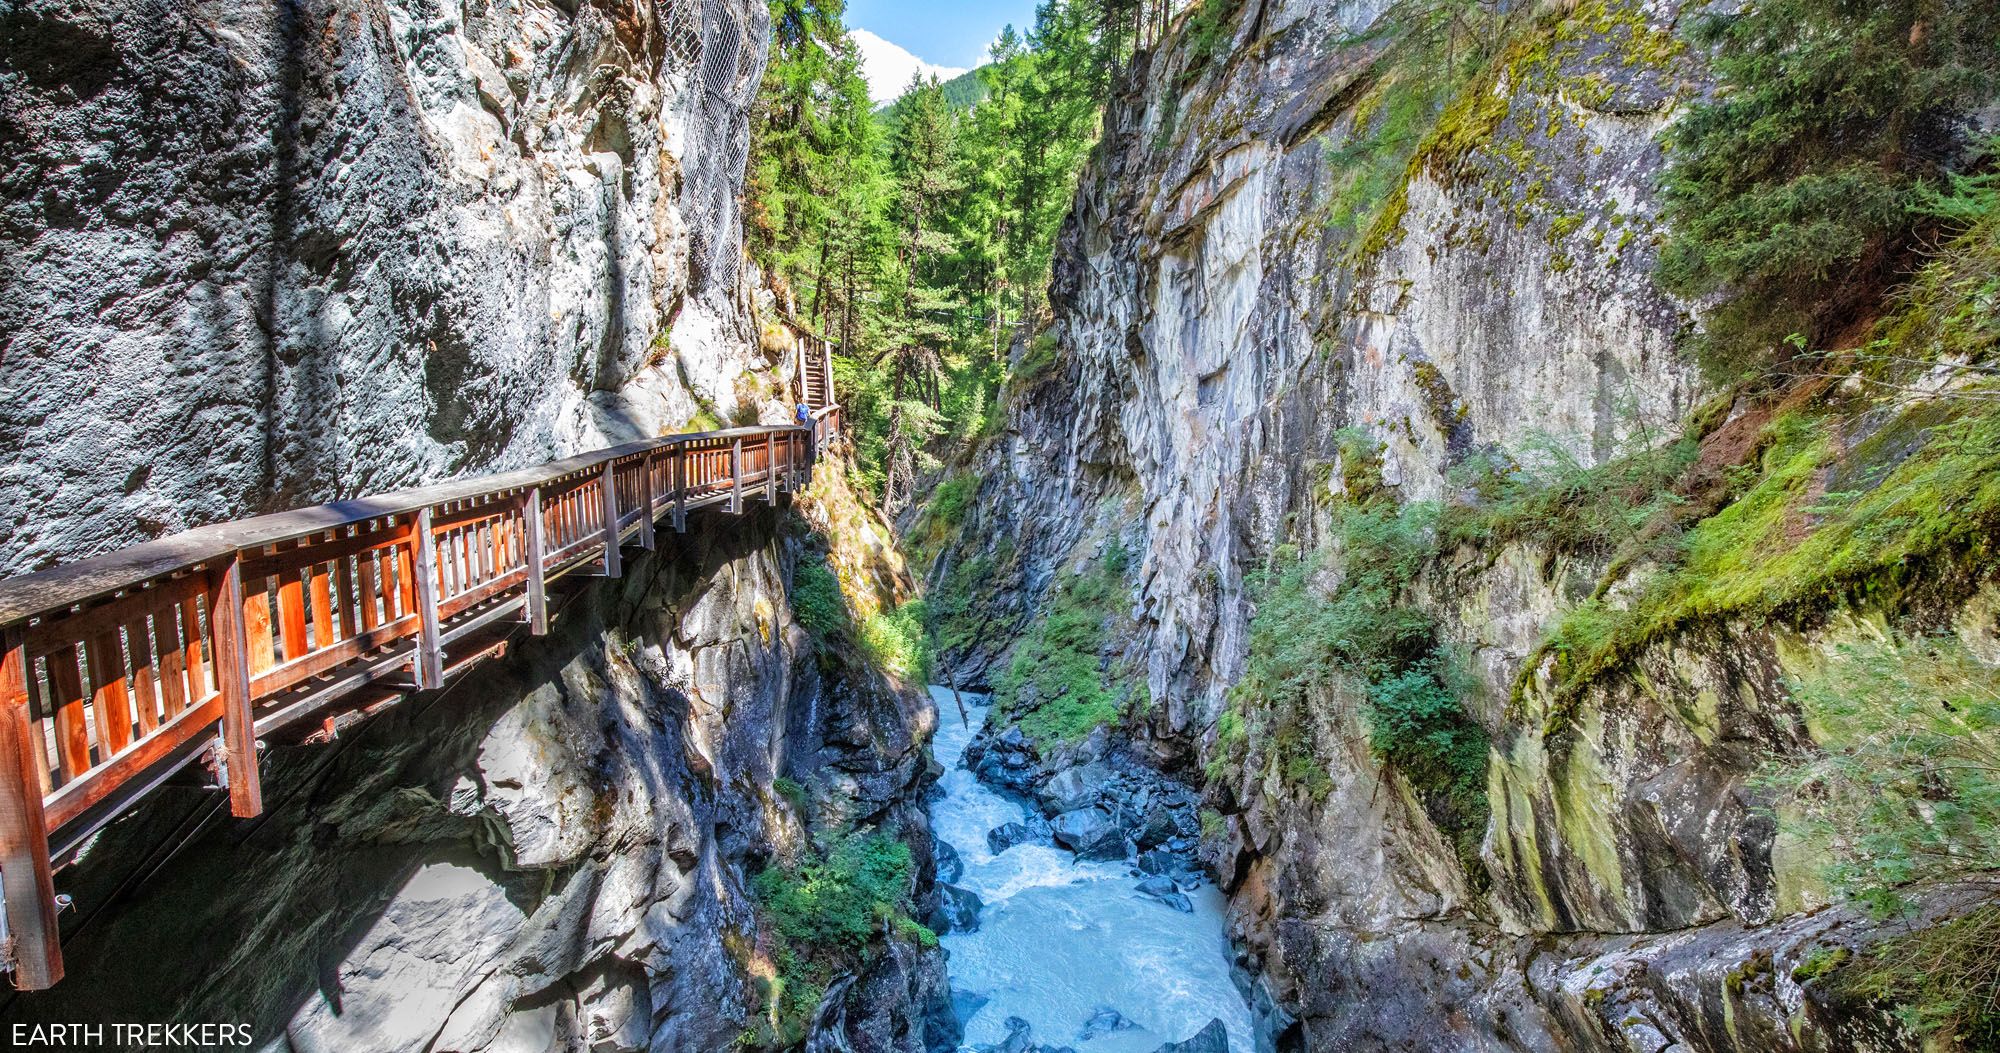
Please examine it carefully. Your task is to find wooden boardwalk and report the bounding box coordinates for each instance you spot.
[0,340,841,990]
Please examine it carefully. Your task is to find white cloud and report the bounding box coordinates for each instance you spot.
[849,28,967,105]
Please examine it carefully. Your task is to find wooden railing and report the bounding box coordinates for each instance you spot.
[0,411,842,990]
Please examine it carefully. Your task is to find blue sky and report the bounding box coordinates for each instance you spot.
[846,0,1044,69]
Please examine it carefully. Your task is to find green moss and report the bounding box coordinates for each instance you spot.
[1791,946,1852,983]
[1534,394,2000,713]
[992,538,1135,743]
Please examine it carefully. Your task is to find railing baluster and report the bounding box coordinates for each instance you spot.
[0,627,62,990]
[765,432,778,504]
[84,631,132,757]
[207,557,263,818]
[674,445,688,532]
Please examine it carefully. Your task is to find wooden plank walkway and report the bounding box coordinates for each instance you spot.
[0,336,843,990]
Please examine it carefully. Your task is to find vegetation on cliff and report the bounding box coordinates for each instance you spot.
[1219,454,1490,881]
[991,539,1139,741]
[748,832,936,1045]
[1659,0,2000,378]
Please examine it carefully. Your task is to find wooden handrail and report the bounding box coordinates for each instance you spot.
[0,416,837,990]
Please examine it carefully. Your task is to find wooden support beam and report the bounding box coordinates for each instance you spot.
[410,509,445,690]
[207,558,264,817]
[522,489,549,636]
[597,462,622,579]
[0,629,62,990]
[765,432,778,504]
[729,438,743,515]
[673,447,688,532]
[636,454,656,551]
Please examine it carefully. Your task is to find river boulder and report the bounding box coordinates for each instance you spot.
[987,817,1051,854]
[936,840,965,884]
[1037,762,1112,814]
[928,884,984,934]
[1149,1019,1228,1053]
[1050,807,1127,861]
[1078,1006,1137,1040]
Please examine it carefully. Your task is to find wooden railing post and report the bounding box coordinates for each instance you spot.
[523,488,549,636]
[637,454,656,551]
[207,557,265,817]
[822,338,835,406]
[0,628,62,989]
[597,462,622,578]
[729,438,744,514]
[672,445,688,533]
[765,432,779,503]
[410,510,445,690]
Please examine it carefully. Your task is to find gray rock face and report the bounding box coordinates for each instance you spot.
[0,0,787,577]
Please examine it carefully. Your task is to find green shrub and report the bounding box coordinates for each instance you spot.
[754,833,916,949]
[862,601,934,684]
[1438,429,1697,558]
[751,832,925,1044]
[928,474,978,531]
[1179,0,1244,81]
[1225,493,1490,876]
[1845,906,2000,1048]
[1658,0,2000,377]
[791,556,849,638]
[1758,633,2000,912]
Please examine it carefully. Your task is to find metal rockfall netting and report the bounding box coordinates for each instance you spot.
[663,0,759,295]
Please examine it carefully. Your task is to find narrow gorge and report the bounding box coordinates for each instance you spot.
[2,0,1998,1051]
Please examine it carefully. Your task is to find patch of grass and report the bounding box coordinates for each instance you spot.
[773,776,810,815]
[992,539,1135,743]
[928,537,1012,658]
[1012,329,1062,386]
[928,473,978,531]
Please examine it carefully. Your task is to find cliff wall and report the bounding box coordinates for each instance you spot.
[928,0,2000,1049]
[1,0,788,576]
